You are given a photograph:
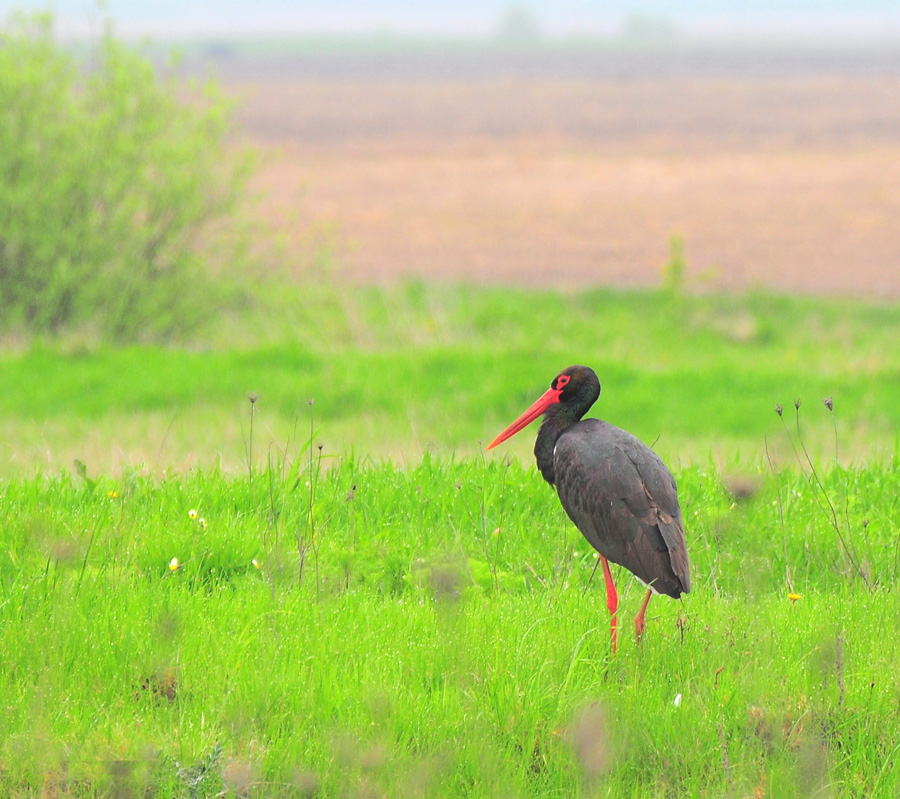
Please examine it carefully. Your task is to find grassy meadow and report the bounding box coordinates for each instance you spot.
[4,282,900,474]
[3,282,900,797]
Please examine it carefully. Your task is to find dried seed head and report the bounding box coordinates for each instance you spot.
[775,404,783,417]
[428,560,465,603]
[248,392,259,405]
[823,396,833,411]
[794,399,801,410]
[290,769,321,797]
[570,702,613,779]
[223,760,254,795]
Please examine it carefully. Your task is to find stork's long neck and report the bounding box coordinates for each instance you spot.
[533,370,601,485]
[534,419,562,485]
[534,403,586,486]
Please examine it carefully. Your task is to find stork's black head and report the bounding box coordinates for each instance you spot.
[549,365,601,419]
[487,365,602,485]
[487,365,601,451]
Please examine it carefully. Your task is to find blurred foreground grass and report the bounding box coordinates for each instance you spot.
[3,456,899,796]
[4,282,900,475]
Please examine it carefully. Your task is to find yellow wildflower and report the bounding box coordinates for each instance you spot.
[252,559,261,570]
[169,557,180,572]
[107,490,119,498]
[188,509,198,519]
[198,518,208,530]
[788,593,801,602]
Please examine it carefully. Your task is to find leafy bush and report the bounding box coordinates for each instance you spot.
[0,13,253,341]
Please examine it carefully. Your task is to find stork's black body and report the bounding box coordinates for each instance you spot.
[488,365,690,648]
[542,417,689,599]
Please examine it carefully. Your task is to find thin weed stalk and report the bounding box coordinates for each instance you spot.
[296,399,325,594]
[479,450,511,594]
[765,428,794,593]
[245,392,259,506]
[717,722,731,787]
[824,397,856,560]
[779,400,869,587]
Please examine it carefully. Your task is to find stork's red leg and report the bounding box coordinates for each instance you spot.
[599,555,618,652]
[635,588,653,642]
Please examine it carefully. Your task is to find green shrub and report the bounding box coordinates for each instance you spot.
[0,12,253,341]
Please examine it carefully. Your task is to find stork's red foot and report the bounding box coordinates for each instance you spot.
[634,588,653,643]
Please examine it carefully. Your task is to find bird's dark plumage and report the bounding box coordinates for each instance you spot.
[489,365,690,645]
[530,365,689,598]
[553,419,690,597]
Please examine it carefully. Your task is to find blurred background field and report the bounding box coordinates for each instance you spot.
[2,4,900,474]
[230,47,900,295]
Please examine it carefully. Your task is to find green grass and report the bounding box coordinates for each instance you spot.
[2,453,899,797]
[4,282,900,795]
[4,283,900,476]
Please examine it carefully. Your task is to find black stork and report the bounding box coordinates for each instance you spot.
[487,365,690,651]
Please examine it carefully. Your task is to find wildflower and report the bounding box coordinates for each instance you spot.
[673,693,683,707]
[788,593,801,602]
[823,396,833,412]
[198,518,208,530]
[188,509,198,519]
[252,559,261,570]
[169,557,180,572]
[107,490,119,498]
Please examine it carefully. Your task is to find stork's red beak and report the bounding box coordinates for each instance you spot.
[487,386,562,449]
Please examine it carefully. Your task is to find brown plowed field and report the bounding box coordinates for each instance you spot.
[223,51,900,296]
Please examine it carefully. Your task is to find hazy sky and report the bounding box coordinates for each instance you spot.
[6,1,900,40]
